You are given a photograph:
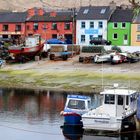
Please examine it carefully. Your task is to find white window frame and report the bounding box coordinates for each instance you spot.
[90,21,94,28]
[89,35,94,40]
[121,22,126,28]
[113,22,118,28]
[137,25,140,32]
[137,34,140,41]
[81,35,85,42]
[98,21,103,28]
[113,33,118,40]
[81,21,85,28]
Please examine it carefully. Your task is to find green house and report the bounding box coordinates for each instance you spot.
[107,8,133,46]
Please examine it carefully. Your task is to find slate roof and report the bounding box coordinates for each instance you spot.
[0,12,27,23]
[76,6,113,20]
[27,11,73,22]
[133,14,140,23]
[109,8,134,22]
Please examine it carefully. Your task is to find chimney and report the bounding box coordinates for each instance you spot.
[50,11,57,17]
[38,8,44,16]
[109,1,116,10]
[27,8,35,18]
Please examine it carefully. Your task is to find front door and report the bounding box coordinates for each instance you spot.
[116,95,124,117]
[123,34,128,45]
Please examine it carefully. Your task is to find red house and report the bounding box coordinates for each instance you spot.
[0,12,27,42]
[26,9,76,44]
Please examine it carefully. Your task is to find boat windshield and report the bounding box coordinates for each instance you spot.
[67,99,85,110]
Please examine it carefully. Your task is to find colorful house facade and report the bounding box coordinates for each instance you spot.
[0,12,27,41]
[108,7,133,46]
[131,14,140,46]
[26,10,75,43]
[76,6,115,45]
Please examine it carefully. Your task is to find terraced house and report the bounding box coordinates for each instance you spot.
[0,11,27,41]
[131,14,140,46]
[76,5,115,46]
[107,7,133,46]
[26,8,74,44]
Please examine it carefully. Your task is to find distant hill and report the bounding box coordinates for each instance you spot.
[0,0,130,11]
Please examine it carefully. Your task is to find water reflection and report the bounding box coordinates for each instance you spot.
[0,88,139,140]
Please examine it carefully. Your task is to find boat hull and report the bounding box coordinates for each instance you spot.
[82,113,136,132]
[64,112,82,125]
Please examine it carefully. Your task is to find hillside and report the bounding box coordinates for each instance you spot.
[0,0,130,11]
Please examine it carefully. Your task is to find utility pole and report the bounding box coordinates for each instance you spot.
[72,8,76,44]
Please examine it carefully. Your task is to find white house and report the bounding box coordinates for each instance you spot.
[76,6,114,46]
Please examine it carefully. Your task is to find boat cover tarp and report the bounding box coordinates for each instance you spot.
[46,39,66,44]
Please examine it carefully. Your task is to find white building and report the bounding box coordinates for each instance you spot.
[76,6,114,45]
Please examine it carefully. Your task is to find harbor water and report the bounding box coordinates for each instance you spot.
[0,88,139,140]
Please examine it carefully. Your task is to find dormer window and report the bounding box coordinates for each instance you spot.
[100,8,106,14]
[83,9,89,14]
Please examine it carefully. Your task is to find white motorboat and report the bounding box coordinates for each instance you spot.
[82,84,138,132]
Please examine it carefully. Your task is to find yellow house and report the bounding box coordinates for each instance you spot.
[131,15,140,46]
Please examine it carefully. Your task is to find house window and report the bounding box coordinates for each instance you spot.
[3,24,8,31]
[113,22,118,28]
[98,21,103,28]
[137,34,140,41]
[89,35,94,40]
[52,34,57,38]
[26,25,30,30]
[98,35,103,39]
[33,23,38,30]
[81,35,85,42]
[113,33,118,39]
[15,25,21,31]
[52,23,57,30]
[124,34,128,40]
[137,25,140,31]
[122,22,126,28]
[64,22,70,30]
[81,22,85,28]
[42,24,47,30]
[90,22,94,28]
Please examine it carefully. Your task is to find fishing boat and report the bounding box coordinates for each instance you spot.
[82,84,138,132]
[61,95,91,125]
[8,35,44,62]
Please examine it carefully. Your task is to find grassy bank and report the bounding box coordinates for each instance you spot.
[0,69,140,92]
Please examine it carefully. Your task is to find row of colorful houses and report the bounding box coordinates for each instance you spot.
[1,3,140,46]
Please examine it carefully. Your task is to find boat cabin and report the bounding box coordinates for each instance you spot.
[64,95,91,114]
[101,88,138,118]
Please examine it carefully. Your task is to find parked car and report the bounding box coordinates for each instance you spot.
[90,37,111,45]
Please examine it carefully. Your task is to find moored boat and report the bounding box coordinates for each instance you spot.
[61,95,91,125]
[82,84,138,132]
[8,34,44,62]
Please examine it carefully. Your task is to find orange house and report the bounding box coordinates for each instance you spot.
[0,12,27,40]
[26,9,75,44]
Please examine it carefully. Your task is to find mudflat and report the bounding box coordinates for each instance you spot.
[0,55,140,92]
